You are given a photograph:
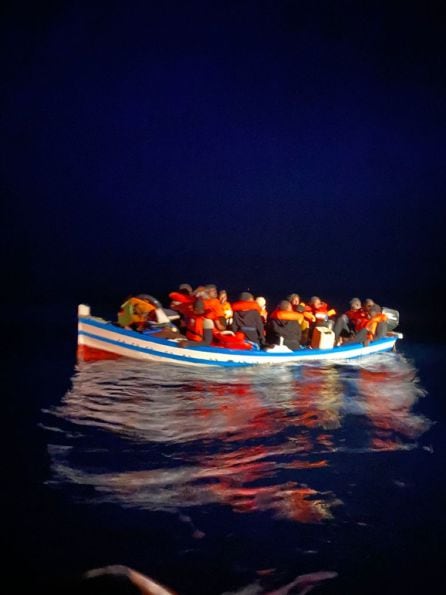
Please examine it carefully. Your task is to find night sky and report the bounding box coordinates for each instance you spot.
[2,1,445,316]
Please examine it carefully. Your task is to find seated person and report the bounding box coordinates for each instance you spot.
[333,297,367,344]
[219,289,233,327]
[231,292,265,347]
[117,295,158,331]
[342,304,388,346]
[202,284,227,331]
[287,292,310,343]
[255,296,268,324]
[266,300,302,351]
[305,295,337,343]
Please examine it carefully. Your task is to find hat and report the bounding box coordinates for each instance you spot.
[239,291,254,301]
[256,296,266,308]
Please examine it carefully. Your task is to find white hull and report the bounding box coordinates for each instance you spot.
[77,306,402,368]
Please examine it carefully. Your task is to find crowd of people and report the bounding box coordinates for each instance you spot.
[117,284,394,352]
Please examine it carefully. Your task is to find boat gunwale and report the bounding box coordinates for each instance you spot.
[78,315,399,361]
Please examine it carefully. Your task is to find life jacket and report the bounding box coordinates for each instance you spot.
[305,301,336,322]
[356,313,388,338]
[269,308,302,322]
[366,313,388,338]
[345,308,367,331]
[203,297,226,320]
[221,301,233,321]
[118,297,156,329]
[231,300,262,313]
[212,331,253,350]
[185,314,205,342]
[169,291,194,308]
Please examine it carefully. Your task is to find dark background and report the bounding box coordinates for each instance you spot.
[1,1,445,315]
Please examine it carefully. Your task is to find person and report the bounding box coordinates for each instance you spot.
[167,287,211,344]
[255,296,268,324]
[333,297,367,345]
[266,300,302,351]
[202,284,227,331]
[58,564,176,594]
[117,295,158,331]
[304,296,337,344]
[231,291,265,347]
[363,298,375,314]
[342,304,388,346]
[218,289,233,327]
[287,293,311,344]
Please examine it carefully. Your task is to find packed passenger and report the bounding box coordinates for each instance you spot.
[266,300,302,351]
[341,304,388,346]
[287,293,311,344]
[202,284,227,331]
[304,296,337,344]
[333,297,368,345]
[255,296,268,324]
[117,294,158,331]
[231,292,265,348]
[218,289,233,327]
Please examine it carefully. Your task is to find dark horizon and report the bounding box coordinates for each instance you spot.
[2,1,445,319]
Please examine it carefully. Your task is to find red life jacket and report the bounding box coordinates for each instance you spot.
[345,308,367,331]
[212,331,253,350]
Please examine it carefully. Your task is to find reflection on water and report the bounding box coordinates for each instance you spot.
[43,353,431,528]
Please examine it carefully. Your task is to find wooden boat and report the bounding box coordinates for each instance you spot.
[77,304,403,368]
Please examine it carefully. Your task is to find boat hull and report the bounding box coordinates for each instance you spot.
[78,313,401,367]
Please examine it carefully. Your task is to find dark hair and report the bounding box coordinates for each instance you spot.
[278,300,291,310]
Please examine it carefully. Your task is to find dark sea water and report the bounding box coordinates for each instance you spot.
[5,307,446,595]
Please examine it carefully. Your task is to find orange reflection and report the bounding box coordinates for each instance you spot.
[46,356,430,525]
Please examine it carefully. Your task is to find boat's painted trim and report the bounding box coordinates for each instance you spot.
[77,314,399,367]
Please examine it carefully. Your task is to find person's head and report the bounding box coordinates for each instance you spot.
[349,297,361,310]
[363,298,375,312]
[239,291,254,301]
[278,299,292,311]
[256,296,266,309]
[193,286,208,298]
[204,284,218,298]
[218,289,228,302]
[369,304,382,316]
[310,296,321,309]
[178,283,192,295]
[286,293,300,306]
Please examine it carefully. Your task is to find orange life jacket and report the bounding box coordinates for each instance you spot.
[231,300,262,313]
[186,315,205,342]
[305,301,336,321]
[356,313,388,338]
[221,301,233,320]
[366,313,388,338]
[269,309,302,322]
[203,297,226,320]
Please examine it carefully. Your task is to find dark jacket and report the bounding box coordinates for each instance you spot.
[266,318,301,351]
[232,309,265,346]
